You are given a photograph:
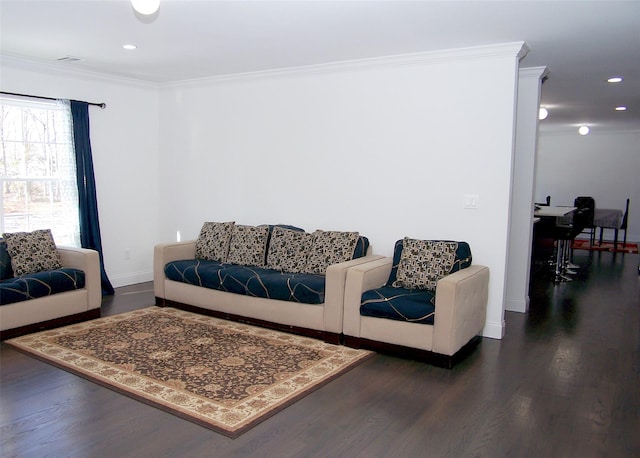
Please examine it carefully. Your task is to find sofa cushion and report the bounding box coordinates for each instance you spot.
[220,265,325,304]
[0,268,86,305]
[266,227,313,273]
[387,239,472,290]
[360,285,436,325]
[0,239,13,280]
[2,229,62,276]
[194,221,235,262]
[164,259,228,290]
[227,224,270,267]
[305,230,360,275]
[164,260,325,305]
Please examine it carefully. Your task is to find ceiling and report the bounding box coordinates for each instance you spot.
[1,0,639,134]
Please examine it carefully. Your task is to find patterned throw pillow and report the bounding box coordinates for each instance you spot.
[393,238,458,291]
[227,224,270,267]
[194,221,235,262]
[305,230,360,275]
[266,227,313,273]
[2,229,62,276]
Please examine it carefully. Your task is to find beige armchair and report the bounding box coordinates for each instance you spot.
[1,246,101,340]
[343,243,489,368]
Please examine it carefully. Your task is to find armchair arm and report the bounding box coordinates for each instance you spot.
[342,257,393,337]
[323,255,384,334]
[432,265,489,356]
[57,246,101,311]
[153,240,197,299]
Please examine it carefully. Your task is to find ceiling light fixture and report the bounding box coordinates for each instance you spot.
[131,0,160,15]
[578,125,590,136]
[123,44,137,50]
[607,76,623,83]
[538,107,549,120]
[615,106,627,111]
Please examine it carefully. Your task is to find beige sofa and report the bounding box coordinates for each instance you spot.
[0,246,102,340]
[343,257,489,367]
[154,240,381,344]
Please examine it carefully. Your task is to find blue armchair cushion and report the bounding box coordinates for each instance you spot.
[164,260,325,304]
[0,268,86,305]
[360,285,436,325]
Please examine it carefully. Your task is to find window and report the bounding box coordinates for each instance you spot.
[0,97,80,246]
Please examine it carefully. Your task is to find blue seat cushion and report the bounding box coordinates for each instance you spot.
[360,285,435,325]
[0,268,86,305]
[164,260,326,305]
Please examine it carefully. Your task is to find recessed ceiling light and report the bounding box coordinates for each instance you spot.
[132,0,160,15]
[615,106,628,111]
[578,125,590,135]
[607,77,623,83]
[123,44,137,50]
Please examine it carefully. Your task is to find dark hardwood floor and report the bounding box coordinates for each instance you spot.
[1,249,639,457]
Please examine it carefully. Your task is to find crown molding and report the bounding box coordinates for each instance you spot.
[2,42,528,91]
[519,66,549,80]
[160,42,528,89]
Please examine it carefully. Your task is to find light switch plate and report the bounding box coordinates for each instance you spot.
[464,194,479,209]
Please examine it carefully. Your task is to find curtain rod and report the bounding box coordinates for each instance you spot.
[0,91,106,109]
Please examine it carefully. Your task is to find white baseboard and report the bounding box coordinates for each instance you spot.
[109,270,153,288]
[482,319,505,339]
[505,296,529,313]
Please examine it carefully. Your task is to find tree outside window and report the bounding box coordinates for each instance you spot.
[0,97,80,246]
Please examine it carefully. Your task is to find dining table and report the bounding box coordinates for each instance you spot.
[534,206,576,218]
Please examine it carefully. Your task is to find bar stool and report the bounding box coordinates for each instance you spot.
[551,207,589,282]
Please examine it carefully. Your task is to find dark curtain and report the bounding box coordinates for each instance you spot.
[70,100,114,295]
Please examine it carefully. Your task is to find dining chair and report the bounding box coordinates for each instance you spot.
[574,196,596,246]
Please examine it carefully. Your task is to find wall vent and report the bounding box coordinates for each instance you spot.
[56,56,82,63]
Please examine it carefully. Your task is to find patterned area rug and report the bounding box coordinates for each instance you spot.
[6,307,373,437]
[572,239,638,254]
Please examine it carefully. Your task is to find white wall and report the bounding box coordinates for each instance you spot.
[1,58,160,287]
[2,43,528,339]
[535,130,640,242]
[158,43,527,339]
